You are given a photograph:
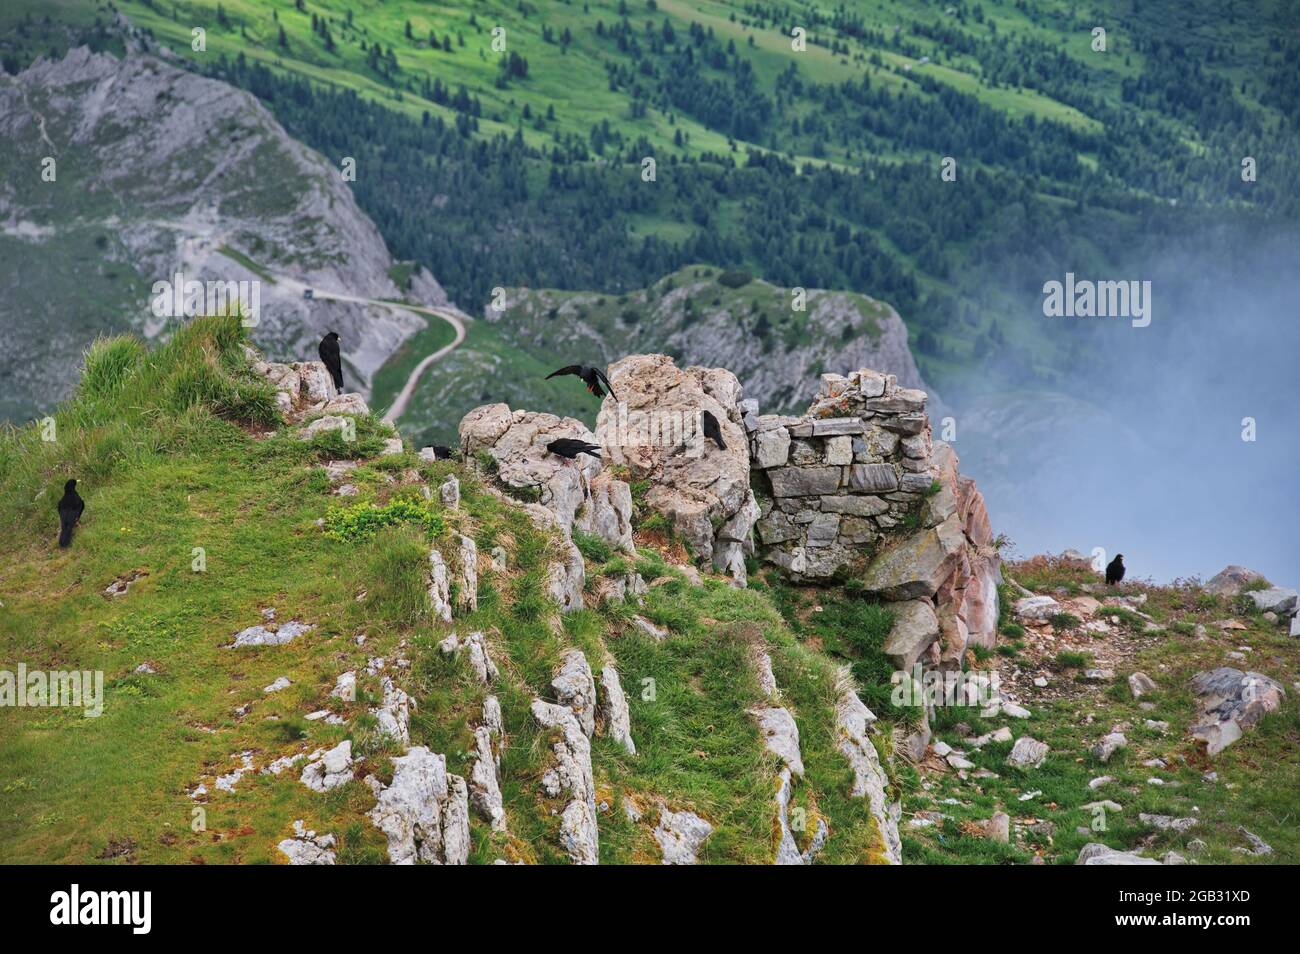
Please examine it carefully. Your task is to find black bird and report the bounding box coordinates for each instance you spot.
[57,479,84,548]
[1105,553,1125,586]
[318,331,344,392]
[701,410,727,450]
[547,438,602,461]
[545,365,617,400]
[429,445,453,460]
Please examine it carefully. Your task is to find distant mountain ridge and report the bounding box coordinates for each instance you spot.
[0,45,446,421]
[486,265,931,412]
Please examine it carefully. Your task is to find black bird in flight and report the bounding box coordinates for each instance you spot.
[701,410,727,450]
[546,365,617,400]
[318,331,344,391]
[547,438,602,461]
[1105,553,1125,586]
[57,479,84,548]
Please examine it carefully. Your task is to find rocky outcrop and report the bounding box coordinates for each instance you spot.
[459,403,600,536]
[1189,667,1286,755]
[599,665,636,755]
[552,649,598,737]
[277,820,337,865]
[0,47,447,419]
[455,534,478,614]
[834,678,903,864]
[531,699,599,865]
[594,354,758,584]
[576,472,635,555]
[469,696,507,832]
[300,740,354,792]
[367,746,469,865]
[437,631,498,685]
[428,549,452,624]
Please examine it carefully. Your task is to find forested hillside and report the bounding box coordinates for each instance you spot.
[2,0,1297,400]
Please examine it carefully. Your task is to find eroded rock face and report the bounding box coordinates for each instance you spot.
[599,665,636,755]
[367,746,469,865]
[531,699,599,865]
[460,403,600,536]
[1189,667,1286,755]
[594,354,757,584]
[835,679,903,864]
[576,473,635,555]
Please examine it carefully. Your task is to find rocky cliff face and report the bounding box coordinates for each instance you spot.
[482,266,930,414]
[0,46,445,418]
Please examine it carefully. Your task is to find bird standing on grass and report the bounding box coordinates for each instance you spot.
[701,409,727,450]
[318,331,344,392]
[1105,553,1126,586]
[57,479,84,548]
[545,365,617,400]
[547,438,602,461]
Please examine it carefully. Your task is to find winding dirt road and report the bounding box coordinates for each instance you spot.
[272,276,466,424]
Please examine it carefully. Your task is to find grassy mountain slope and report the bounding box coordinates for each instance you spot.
[0,317,894,864]
[2,319,1294,865]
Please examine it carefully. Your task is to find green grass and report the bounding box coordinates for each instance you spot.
[0,315,897,863]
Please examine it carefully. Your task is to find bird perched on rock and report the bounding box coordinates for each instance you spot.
[57,479,84,548]
[428,445,453,460]
[1105,553,1125,586]
[547,438,602,461]
[318,332,344,392]
[545,365,617,400]
[701,410,727,450]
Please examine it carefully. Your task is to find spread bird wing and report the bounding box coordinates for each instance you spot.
[546,365,583,380]
[592,368,617,400]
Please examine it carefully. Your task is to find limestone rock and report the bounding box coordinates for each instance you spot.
[861,514,966,600]
[834,678,902,864]
[277,820,337,865]
[552,649,598,737]
[460,403,600,534]
[546,540,586,613]
[455,533,478,614]
[300,741,353,793]
[653,809,713,865]
[1076,843,1161,866]
[367,746,468,865]
[1189,667,1285,755]
[1013,595,1061,620]
[881,599,940,672]
[438,630,498,684]
[594,354,755,583]
[751,705,805,777]
[1128,672,1157,698]
[439,475,460,510]
[531,699,599,864]
[1204,565,1268,596]
[427,549,452,623]
[1246,586,1297,615]
[1007,736,1050,769]
[576,472,635,554]
[599,665,636,755]
[469,725,507,832]
[1091,732,1127,763]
